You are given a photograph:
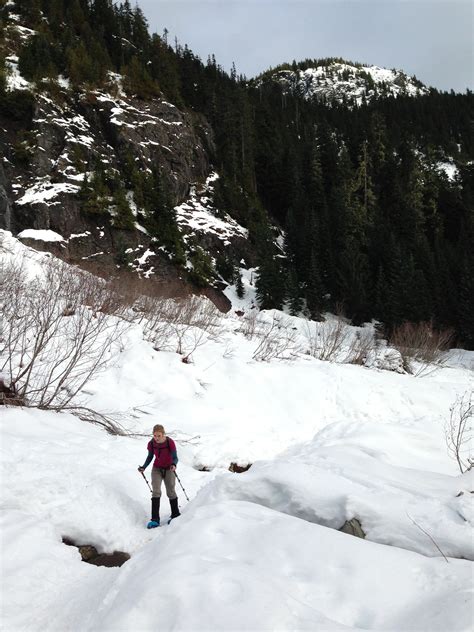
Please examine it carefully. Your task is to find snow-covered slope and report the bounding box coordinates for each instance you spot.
[1,233,473,631]
[259,60,429,107]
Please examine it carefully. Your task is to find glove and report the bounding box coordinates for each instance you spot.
[137,466,145,473]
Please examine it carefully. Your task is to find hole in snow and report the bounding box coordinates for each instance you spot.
[228,462,252,473]
[62,537,130,567]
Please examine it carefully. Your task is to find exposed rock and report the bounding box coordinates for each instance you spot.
[258,60,429,108]
[339,518,366,539]
[78,545,99,562]
[0,83,255,307]
[62,537,130,567]
[0,378,22,406]
[229,462,252,473]
[0,163,13,231]
[175,174,256,270]
[200,286,232,313]
[6,87,212,233]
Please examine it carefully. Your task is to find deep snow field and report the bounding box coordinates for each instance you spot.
[1,231,473,632]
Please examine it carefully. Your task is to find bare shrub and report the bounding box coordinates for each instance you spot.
[304,317,351,362]
[130,293,160,325]
[345,329,377,365]
[252,314,300,362]
[86,274,190,324]
[390,321,454,377]
[238,309,260,340]
[107,273,142,307]
[0,258,130,409]
[445,391,473,474]
[144,295,222,362]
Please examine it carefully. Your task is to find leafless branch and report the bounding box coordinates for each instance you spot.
[143,295,222,362]
[303,317,351,362]
[1,258,131,410]
[344,329,376,365]
[445,391,473,473]
[406,512,449,563]
[252,314,300,362]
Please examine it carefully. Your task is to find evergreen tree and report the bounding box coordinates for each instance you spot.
[149,34,182,105]
[66,40,108,85]
[346,141,376,247]
[16,0,42,25]
[131,6,150,52]
[338,241,370,324]
[433,242,458,329]
[387,139,424,245]
[139,169,185,264]
[374,266,389,324]
[458,257,474,348]
[122,56,159,99]
[215,254,234,283]
[0,56,6,94]
[19,33,57,81]
[287,266,302,316]
[256,254,286,310]
[111,186,135,230]
[305,250,323,320]
[254,214,286,310]
[188,246,214,287]
[314,143,334,292]
[114,238,131,266]
[80,168,111,216]
[235,268,245,298]
[367,112,387,193]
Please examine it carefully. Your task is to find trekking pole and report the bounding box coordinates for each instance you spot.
[174,471,190,501]
[138,468,152,494]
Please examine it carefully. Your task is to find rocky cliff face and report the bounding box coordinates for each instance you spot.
[2,77,210,237]
[0,5,263,307]
[0,162,12,231]
[0,72,251,305]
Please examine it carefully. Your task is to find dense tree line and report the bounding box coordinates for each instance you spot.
[3,0,474,346]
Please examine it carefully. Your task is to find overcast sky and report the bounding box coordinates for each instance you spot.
[138,0,473,93]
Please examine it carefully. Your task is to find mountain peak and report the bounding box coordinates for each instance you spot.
[257,58,430,107]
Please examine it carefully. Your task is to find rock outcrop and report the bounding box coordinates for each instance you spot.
[0,79,250,301]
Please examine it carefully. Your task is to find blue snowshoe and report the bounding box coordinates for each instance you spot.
[147,498,160,529]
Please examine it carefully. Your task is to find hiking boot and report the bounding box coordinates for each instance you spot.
[169,497,180,520]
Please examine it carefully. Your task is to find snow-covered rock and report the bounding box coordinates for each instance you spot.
[258,59,430,107]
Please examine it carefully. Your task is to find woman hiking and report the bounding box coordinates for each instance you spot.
[138,424,180,528]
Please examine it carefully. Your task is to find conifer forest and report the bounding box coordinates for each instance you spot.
[1,0,473,346]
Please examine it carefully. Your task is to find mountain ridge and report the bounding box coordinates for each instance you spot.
[1,0,473,346]
[255,58,430,107]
